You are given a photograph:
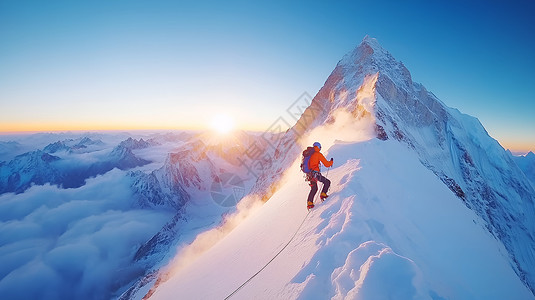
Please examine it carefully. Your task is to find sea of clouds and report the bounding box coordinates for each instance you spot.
[0,130,264,299]
[0,145,173,299]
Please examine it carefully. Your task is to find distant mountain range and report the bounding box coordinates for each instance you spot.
[0,137,150,194]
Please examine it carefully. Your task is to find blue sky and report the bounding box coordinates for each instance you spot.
[0,0,534,151]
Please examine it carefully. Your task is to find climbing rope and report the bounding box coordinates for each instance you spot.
[224,166,331,299]
[223,209,311,299]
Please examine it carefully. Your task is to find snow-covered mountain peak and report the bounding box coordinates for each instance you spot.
[268,36,535,296]
[326,37,535,295]
[294,37,427,141]
[338,36,412,90]
[105,35,535,300]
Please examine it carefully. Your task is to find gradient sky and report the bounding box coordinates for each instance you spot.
[1,0,534,152]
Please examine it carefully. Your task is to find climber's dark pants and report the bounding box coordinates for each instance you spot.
[307,171,330,203]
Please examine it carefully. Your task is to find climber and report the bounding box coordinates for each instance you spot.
[305,142,333,209]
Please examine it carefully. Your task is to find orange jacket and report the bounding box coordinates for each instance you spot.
[309,146,333,172]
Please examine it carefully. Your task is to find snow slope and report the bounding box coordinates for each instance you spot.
[142,36,535,300]
[283,35,535,293]
[150,139,533,299]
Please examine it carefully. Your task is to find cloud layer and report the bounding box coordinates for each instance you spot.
[0,169,172,300]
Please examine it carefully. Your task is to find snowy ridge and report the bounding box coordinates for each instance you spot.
[292,36,535,294]
[150,139,533,299]
[144,36,535,299]
[117,132,270,299]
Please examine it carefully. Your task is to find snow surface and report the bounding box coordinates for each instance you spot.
[144,36,534,300]
[293,35,535,293]
[149,139,533,300]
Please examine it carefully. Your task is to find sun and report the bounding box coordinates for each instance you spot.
[210,114,235,134]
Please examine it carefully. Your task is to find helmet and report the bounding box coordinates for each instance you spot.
[313,142,321,149]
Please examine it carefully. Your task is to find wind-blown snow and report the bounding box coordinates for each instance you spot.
[150,138,532,299]
[0,131,257,300]
[145,36,534,300]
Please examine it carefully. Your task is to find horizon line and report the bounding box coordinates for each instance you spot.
[0,128,532,155]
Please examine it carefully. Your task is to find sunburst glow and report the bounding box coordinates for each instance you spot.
[210,114,235,134]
